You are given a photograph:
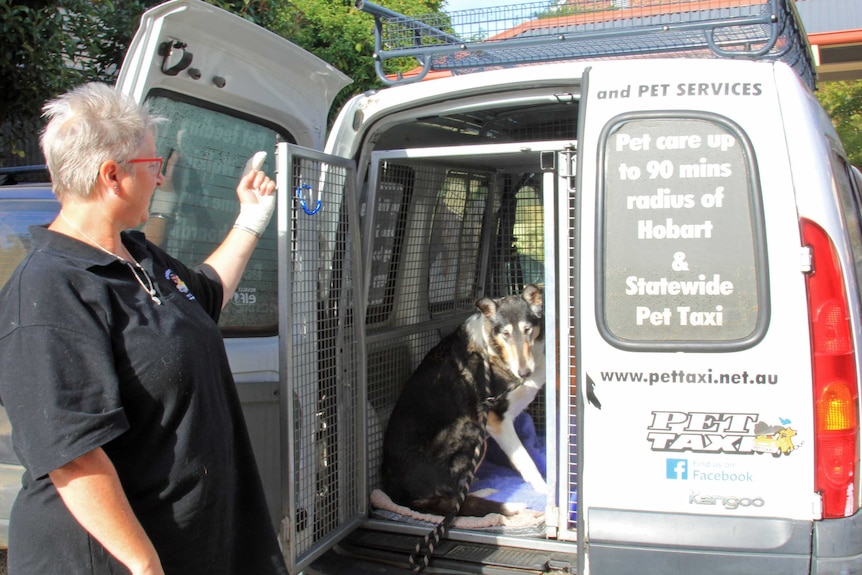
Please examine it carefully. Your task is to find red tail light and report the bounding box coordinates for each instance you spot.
[802,218,859,518]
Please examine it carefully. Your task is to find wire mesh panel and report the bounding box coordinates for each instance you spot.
[364,162,492,327]
[364,160,492,491]
[363,149,559,541]
[357,0,814,88]
[562,182,579,541]
[363,158,498,494]
[428,171,491,315]
[277,144,365,571]
[366,330,446,491]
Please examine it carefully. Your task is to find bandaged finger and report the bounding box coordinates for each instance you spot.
[233,194,276,238]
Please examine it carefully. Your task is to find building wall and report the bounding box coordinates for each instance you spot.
[795,0,862,34]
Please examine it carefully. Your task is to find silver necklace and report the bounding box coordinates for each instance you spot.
[60,212,162,305]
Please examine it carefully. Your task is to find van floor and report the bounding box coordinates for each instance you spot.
[306,527,577,574]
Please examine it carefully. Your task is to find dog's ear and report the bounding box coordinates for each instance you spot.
[522,284,543,317]
[475,297,498,318]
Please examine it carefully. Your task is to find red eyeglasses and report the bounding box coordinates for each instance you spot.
[128,157,164,175]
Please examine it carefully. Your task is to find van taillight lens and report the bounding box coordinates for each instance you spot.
[802,219,859,518]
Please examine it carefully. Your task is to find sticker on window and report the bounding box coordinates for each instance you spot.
[598,115,767,349]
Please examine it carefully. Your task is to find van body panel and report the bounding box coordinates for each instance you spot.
[117,0,351,150]
[577,60,818,543]
[326,62,589,161]
[777,62,862,518]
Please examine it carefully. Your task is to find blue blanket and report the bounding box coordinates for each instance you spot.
[472,412,547,511]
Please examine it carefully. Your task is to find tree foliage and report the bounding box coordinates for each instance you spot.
[265,0,445,117]
[0,1,170,157]
[816,80,862,167]
[0,0,445,160]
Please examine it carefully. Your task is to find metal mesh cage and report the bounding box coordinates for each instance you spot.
[282,148,364,569]
[363,154,551,519]
[566,185,579,533]
[356,0,814,88]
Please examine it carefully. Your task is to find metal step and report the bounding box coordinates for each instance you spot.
[313,528,577,574]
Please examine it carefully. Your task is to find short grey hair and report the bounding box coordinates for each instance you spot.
[40,82,163,201]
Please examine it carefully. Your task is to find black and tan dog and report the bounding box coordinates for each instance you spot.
[381,284,545,517]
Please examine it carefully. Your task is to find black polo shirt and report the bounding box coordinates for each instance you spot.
[0,226,286,574]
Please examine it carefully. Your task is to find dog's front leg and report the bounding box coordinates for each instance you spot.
[487,413,548,494]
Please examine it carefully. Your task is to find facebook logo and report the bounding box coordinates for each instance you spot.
[666,458,688,480]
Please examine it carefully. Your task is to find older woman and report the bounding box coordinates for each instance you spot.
[0,83,286,574]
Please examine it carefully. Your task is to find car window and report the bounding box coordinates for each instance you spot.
[429,171,489,313]
[0,194,58,466]
[145,93,293,336]
[0,197,59,288]
[513,183,544,287]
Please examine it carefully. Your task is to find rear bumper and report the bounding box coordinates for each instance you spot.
[588,506,862,575]
[812,507,862,575]
[588,507,813,575]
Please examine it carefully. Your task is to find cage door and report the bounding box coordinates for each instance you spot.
[275,143,366,572]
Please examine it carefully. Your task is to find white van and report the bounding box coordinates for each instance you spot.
[109,0,862,573]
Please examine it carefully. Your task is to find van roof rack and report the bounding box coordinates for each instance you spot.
[355,0,814,88]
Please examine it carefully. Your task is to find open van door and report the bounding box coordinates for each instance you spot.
[117,0,350,150]
[575,60,819,574]
[116,1,358,571]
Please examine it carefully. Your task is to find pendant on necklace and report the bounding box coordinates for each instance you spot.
[61,212,162,305]
[123,261,162,306]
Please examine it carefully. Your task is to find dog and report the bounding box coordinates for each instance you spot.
[381,284,545,517]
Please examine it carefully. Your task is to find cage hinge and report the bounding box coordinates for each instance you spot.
[560,144,577,189]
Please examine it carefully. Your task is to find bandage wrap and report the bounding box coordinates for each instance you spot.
[234,194,275,238]
[233,151,273,238]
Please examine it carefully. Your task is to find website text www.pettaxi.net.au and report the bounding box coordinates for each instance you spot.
[599,369,778,386]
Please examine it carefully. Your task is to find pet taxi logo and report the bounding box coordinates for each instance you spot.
[647,411,802,455]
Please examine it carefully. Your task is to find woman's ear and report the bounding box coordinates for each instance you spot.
[97,160,122,195]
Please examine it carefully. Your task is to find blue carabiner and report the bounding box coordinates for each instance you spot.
[295,183,322,215]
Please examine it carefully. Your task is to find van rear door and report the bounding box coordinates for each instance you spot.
[117,2,356,571]
[117,0,350,150]
[576,59,818,573]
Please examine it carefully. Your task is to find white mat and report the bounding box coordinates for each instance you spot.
[370,488,545,530]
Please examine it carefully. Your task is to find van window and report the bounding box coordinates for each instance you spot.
[365,164,415,325]
[0,196,59,287]
[831,154,862,310]
[145,93,292,335]
[597,114,768,350]
[429,171,489,313]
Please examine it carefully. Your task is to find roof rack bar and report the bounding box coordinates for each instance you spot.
[355,0,814,89]
[355,0,461,84]
[355,1,460,45]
